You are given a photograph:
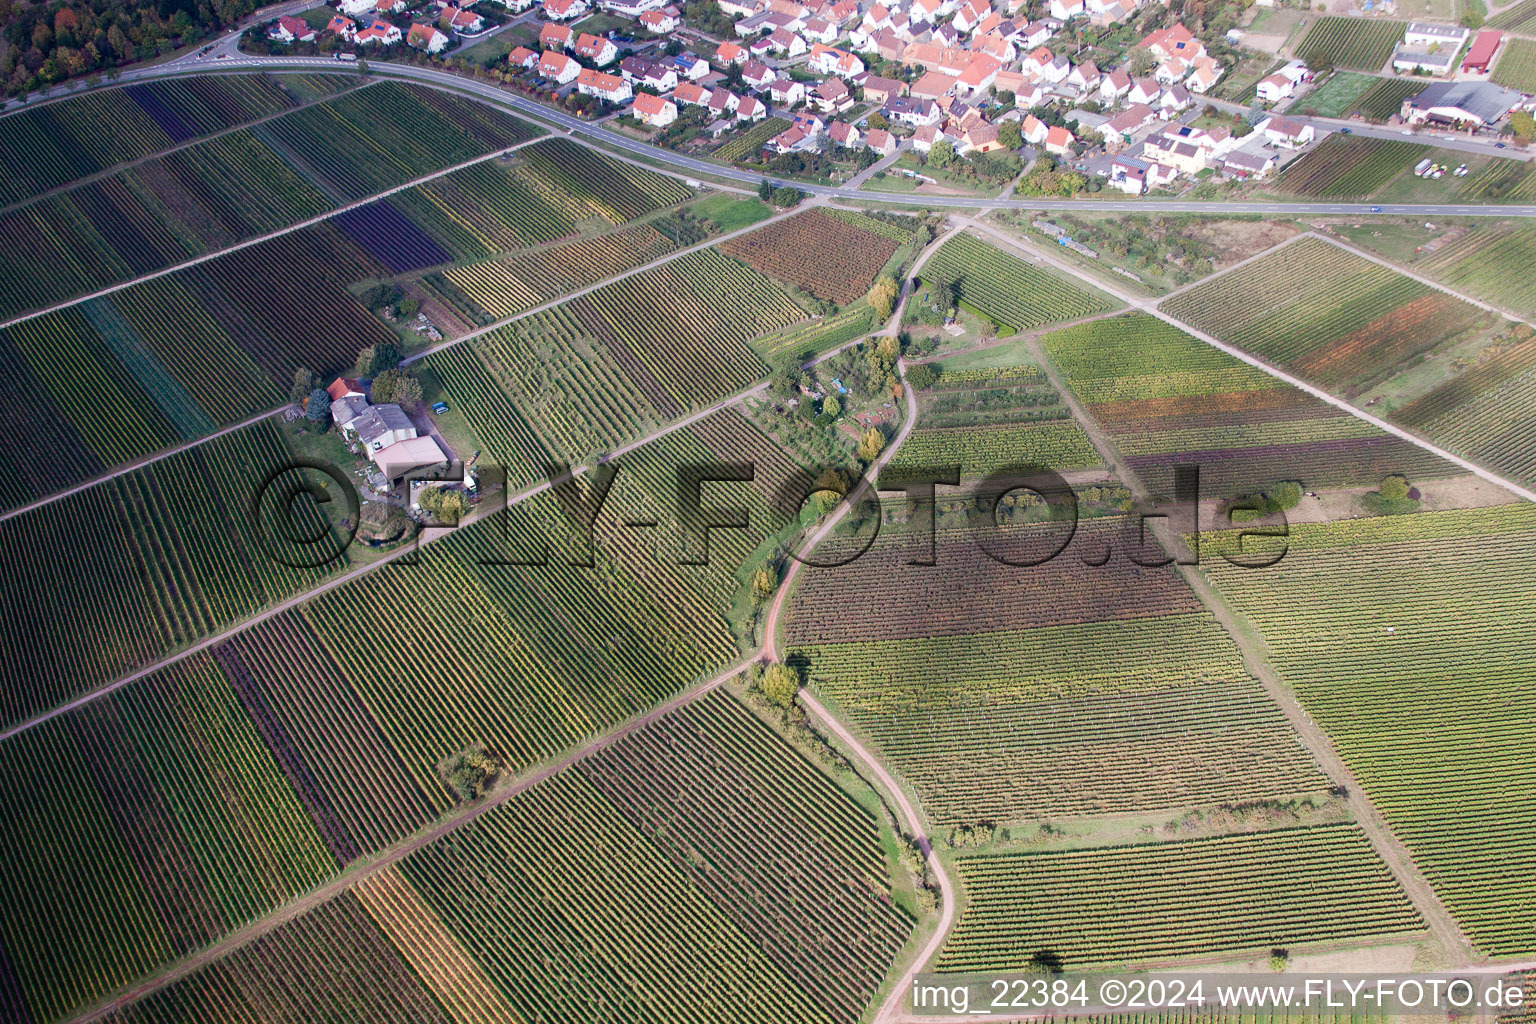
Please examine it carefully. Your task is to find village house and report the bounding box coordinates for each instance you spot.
[632,92,679,126]
[1100,68,1132,103]
[442,6,484,32]
[539,22,572,49]
[911,71,958,100]
[742,59,776,89]
[813,77,854,112]
[1045,124,1074,155]
[866,126,897,155]
[1186,58,1223,93]
[639,7,681,30]
[956,55,1003,96]
[910,123,950,152]
[708,87,741,115]
[577,67,634,102]
[736,94,767,120]
[268,15,317,42]
[1049,0,1085,19]
[1021,45,1053,77]
[1159,84,1192,117]
[1142,130,1206,174]
[1256,115,1313,148]
[539,50,581,82]
[771,122,820,153]
[1021,113,1049,144]
[1137,22,1206,65]
[810,43,865,76]
[1067,59,1100,92]
[671,53,710,80]
[338,0,375,16]
[1110,155,1150,194]
[1101,102,1154,148]
[715,41,748,65]
[674,81,712,107]
[575,32,618,65]
[1042,54,1072,84]
[1220,148,1277,179]
[1128,76,1160,106]
[326,13,356,37]
[828,119,861,147]
[959,122,1003,154]
[408,21,450,50]
[884,95,942,125]
[861,74,906,104]
[508,45,538,68]
[543,0,589,18]
[769,76,808,107]
[353,19,402,44]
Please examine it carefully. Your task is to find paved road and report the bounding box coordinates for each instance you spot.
[13,51,1536,218]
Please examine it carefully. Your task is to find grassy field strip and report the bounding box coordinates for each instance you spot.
[960,218,1536,501]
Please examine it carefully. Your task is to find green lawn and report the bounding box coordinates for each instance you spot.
[458,24,539,67]
[1296,71,1379,117]
[299,6,334,29]
[693,193,772,232]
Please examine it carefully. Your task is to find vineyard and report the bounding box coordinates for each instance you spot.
[715,117,791,162]
[0,82,538,322]
[1201,505,1536,957]
[1042,313,1458,500]
[722,208,906,305]
[1491,0,1536,29]
[1457,157,1536,203]
[752,307,874,360]
[1274,136,1424,198]
[1413,222,1536,314]
[0,408,808,1024]
[1293,17,1405,70]
[920,233,1117,333]
[938,825,1423,970]
[1494,38,1536,95]
[0,75,329,207]
[1162,236,1491,391]
[1351,77,1427,122]
[891,422,1102,475]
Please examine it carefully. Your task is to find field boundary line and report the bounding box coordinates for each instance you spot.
[0,126,548,332]
[956,216,1536,504]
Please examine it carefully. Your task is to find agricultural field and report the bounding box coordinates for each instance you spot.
[0,75,334,208]
[0,82,539,322]
[1202,505,1536,957]
[1410,221,1536,314]
[1493,37,1536,93]
[1491,0,1536,30]
[1162,236,1494,391]
[721,208,909,305]
[1042,313,1459,500]
[1390,334,1536,482]
[1456,157,1536,202]
[1351,77,1427,121]
[920,233,1117,333]
[891,422,1102,474]
[1294,71,1380,117]
[1294,17,1405,70]
[1273,136,1425,198]
[939,825,1423,970]
[752,307,876,362]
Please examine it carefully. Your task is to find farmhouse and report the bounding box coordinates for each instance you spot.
[1463,29,1501,73]
[1401,80,1527,126]
[1394,46,1457,75]
[350,404,417,451]
[1403,21,1469,49]
[374,435,450,485]
[330,395,369,432]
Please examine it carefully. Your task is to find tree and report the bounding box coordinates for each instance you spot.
[867,111,889,130]
[304,388,331,424]
[441,745,500,800]
[759,663,799,708]
[858,427,885,462]
[419,485,470,524]
[371,369,423,410]
[998,119,1023,151]
[751,565,777,604]
[867,275,899,321]
[1511,109,1535,143]
[1460,7,1483,27]
[1269,481,1303,511]
[1378,475,1410,502]
[758,177,775,201]
[821,394,841,418]
[905,363,938,390]
[772,185,804,207]
[289,367,318,405]
[875,334,899,365]
[928,138,956,168]
[1130,48,1155,76]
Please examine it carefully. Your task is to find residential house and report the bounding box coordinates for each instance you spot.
[1040,54,1071,84]
[326,14,356,37]
[508,45,538,67]
[956,55,1003,96]
[1100,68,1131,102]
[1137,22,1206,64]
[1257,115,1313,148]
[1255,72,1294,103]
[813,77,854,112]
[768,29,809,56]
[1159,84,1192,116]
[1049,0,1085,19]
[952,0,990,33]
[862,74,907,104]
[911,123,950,152]
[575,32,618,64]
[1110,155,1149,194]
[715,41,748,65]
[911,71,958,100]
[973,32,1018,63]
[828,119,861,147]
[1154,57,1189,84]
[351,404,416,450]
[866,126,897,155]
[742,59,776,89]
[672,53,710,80]
[1021,112,1049,144]
[736,94,767,119]
[1186,58,1222,93]
[994,68,1029,96]
[539,22,572,49]
[1101,102,1154,148]
[639,7,681,30]
[543,0,589,17]
[960,121,1003,153]
[442,6,484,32]
[642,64,678,91]
[1128,76,1159,105]
[810,43,866,77]
[338,0,375,15]
[1091,0,1131,26]
[708,87,741,115]
[268,15,317,42]
[353,19,402,44]
[769,76,807,107]
[1142,130,1206,174]
[632,91,679,126]
[539,50,581,82]
[327,377,365,401]
[674,81,713,106]
[598,0,666,13]
[330,394,369,431]
[374,436,449,485]
[1044,123,1074,155]
[1067,59,1100,92]
[903,43,971,75]
[1014,81,1044,108]
[771,123,820,153]
[577,67,634,101]
[861,2,894,31]
[408,21,449,50]
[1017,20,1052,47]
[1021,45,1053,76]
[885,95,942,125]
[802,16,838,42]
